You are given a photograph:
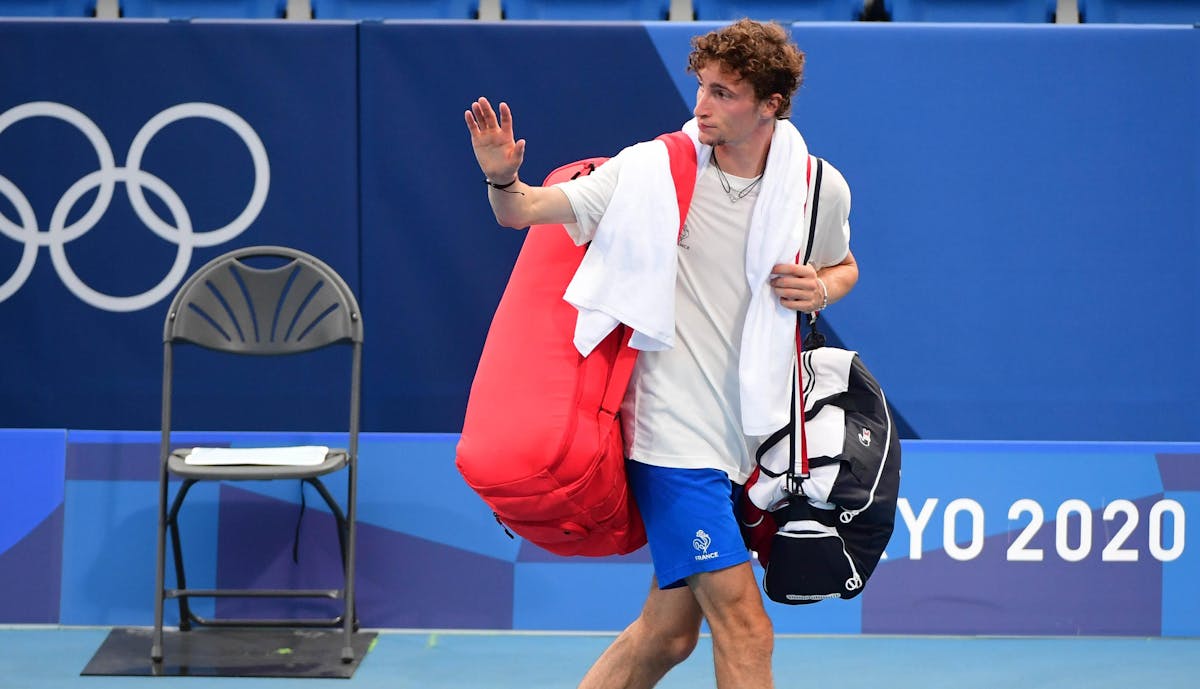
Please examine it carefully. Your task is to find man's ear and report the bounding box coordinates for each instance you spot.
[761,93,783,119]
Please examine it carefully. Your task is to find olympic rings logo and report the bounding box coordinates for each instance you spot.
[0,101,269,312]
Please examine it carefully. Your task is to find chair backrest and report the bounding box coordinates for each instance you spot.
[692,0,865,21]
[120,0,285,18]
[0,0,96,16]
[886,0,1054,21]
[164,246,362,355]
[503,0,669,20]
[1080,0,1200,23]
[310,0,479,18]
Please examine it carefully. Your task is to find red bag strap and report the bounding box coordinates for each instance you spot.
[655,130,699,239]
[601,132,699,416]
[601,327,638,417]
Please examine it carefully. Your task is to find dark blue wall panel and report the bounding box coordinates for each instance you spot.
[357,21,691,431]
[788,24,1199,440]
[0,20,359,431]
[357,22,1199,440]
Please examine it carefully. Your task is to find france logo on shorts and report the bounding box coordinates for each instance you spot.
[693,530,720,561]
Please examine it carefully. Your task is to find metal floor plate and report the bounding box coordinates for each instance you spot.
[81,627,376,678]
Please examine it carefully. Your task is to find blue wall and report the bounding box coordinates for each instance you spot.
[4,430,1199,636]
[0,20,1196,441]
[0,19,360,432]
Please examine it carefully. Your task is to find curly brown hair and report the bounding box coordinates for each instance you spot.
[686,19,805,119]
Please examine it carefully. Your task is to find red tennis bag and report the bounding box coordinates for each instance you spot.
[456,132,697,557]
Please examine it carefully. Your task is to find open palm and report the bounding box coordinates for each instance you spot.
[465,97,526,184]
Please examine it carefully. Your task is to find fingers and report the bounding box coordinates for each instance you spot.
[773,284,818,303]
[770,264,820,312]
[468,101,487,131]
[476,97,495,127]
[771,262,816,277]
[498,101,513,134]
[769,265,816,292]
[467,97,507,130]
[775,287,819,312]
[465,99,490,136]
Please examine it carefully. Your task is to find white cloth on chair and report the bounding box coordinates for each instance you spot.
[184,445,330,466]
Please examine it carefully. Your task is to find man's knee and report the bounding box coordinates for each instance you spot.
[690,564,774,641]
[632,616,701,667]
[660,625,701,666]
[713,600,773,642]
[740,609,774,652]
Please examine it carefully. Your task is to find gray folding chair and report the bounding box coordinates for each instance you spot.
[151,245,363,665]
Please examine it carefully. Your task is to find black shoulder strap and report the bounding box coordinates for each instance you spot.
[786,157,827,490]
[803,157,824,265]
[801,158,826,350]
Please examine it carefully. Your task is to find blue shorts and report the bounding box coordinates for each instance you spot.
[626,460,750,589]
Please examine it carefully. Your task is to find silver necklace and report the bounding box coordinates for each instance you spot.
[711,150,763,203]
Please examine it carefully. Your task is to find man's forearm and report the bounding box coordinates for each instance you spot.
[487,177,535,228]
[487,180,577,229]
[816,253,859,308]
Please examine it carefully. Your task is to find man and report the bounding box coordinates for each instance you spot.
[465,19,857,689]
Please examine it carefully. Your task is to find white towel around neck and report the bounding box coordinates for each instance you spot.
[563,118,811,436]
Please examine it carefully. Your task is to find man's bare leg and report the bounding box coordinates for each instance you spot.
[689,562,774,689]
[577,577,704,689]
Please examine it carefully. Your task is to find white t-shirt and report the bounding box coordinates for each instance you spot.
[555,145,851,484]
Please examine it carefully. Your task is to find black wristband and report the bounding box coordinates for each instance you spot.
[485,177,518,190]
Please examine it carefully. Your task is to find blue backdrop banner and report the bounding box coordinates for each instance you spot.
[0,19,359,431]
[1,20,1197,440]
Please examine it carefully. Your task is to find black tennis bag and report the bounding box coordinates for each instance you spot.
[738,157,901,604]
[741,334,901,604]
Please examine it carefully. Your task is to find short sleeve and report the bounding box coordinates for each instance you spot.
[808,161,851,268]
[552,149,626,245]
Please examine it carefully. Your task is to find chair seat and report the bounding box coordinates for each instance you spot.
[169,447,348,480]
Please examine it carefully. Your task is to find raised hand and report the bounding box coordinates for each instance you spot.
[465,97,526,185]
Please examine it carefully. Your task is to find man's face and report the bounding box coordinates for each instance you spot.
[692,62,775,147]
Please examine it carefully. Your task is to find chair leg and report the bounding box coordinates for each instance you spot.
[307,478,348,569]
[159,474,356,645]
[309,477,358,659]
[166,479,198,631]
[151,464,172,662]
[341,463,358,663]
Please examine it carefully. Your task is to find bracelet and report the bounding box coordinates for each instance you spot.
[485,177,518,190]
[815,277,829,311]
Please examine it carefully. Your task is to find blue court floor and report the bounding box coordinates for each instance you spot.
[2,627,1198,688]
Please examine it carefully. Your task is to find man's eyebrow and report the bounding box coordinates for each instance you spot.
[698,70,743,92]
[708,76,743,91]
